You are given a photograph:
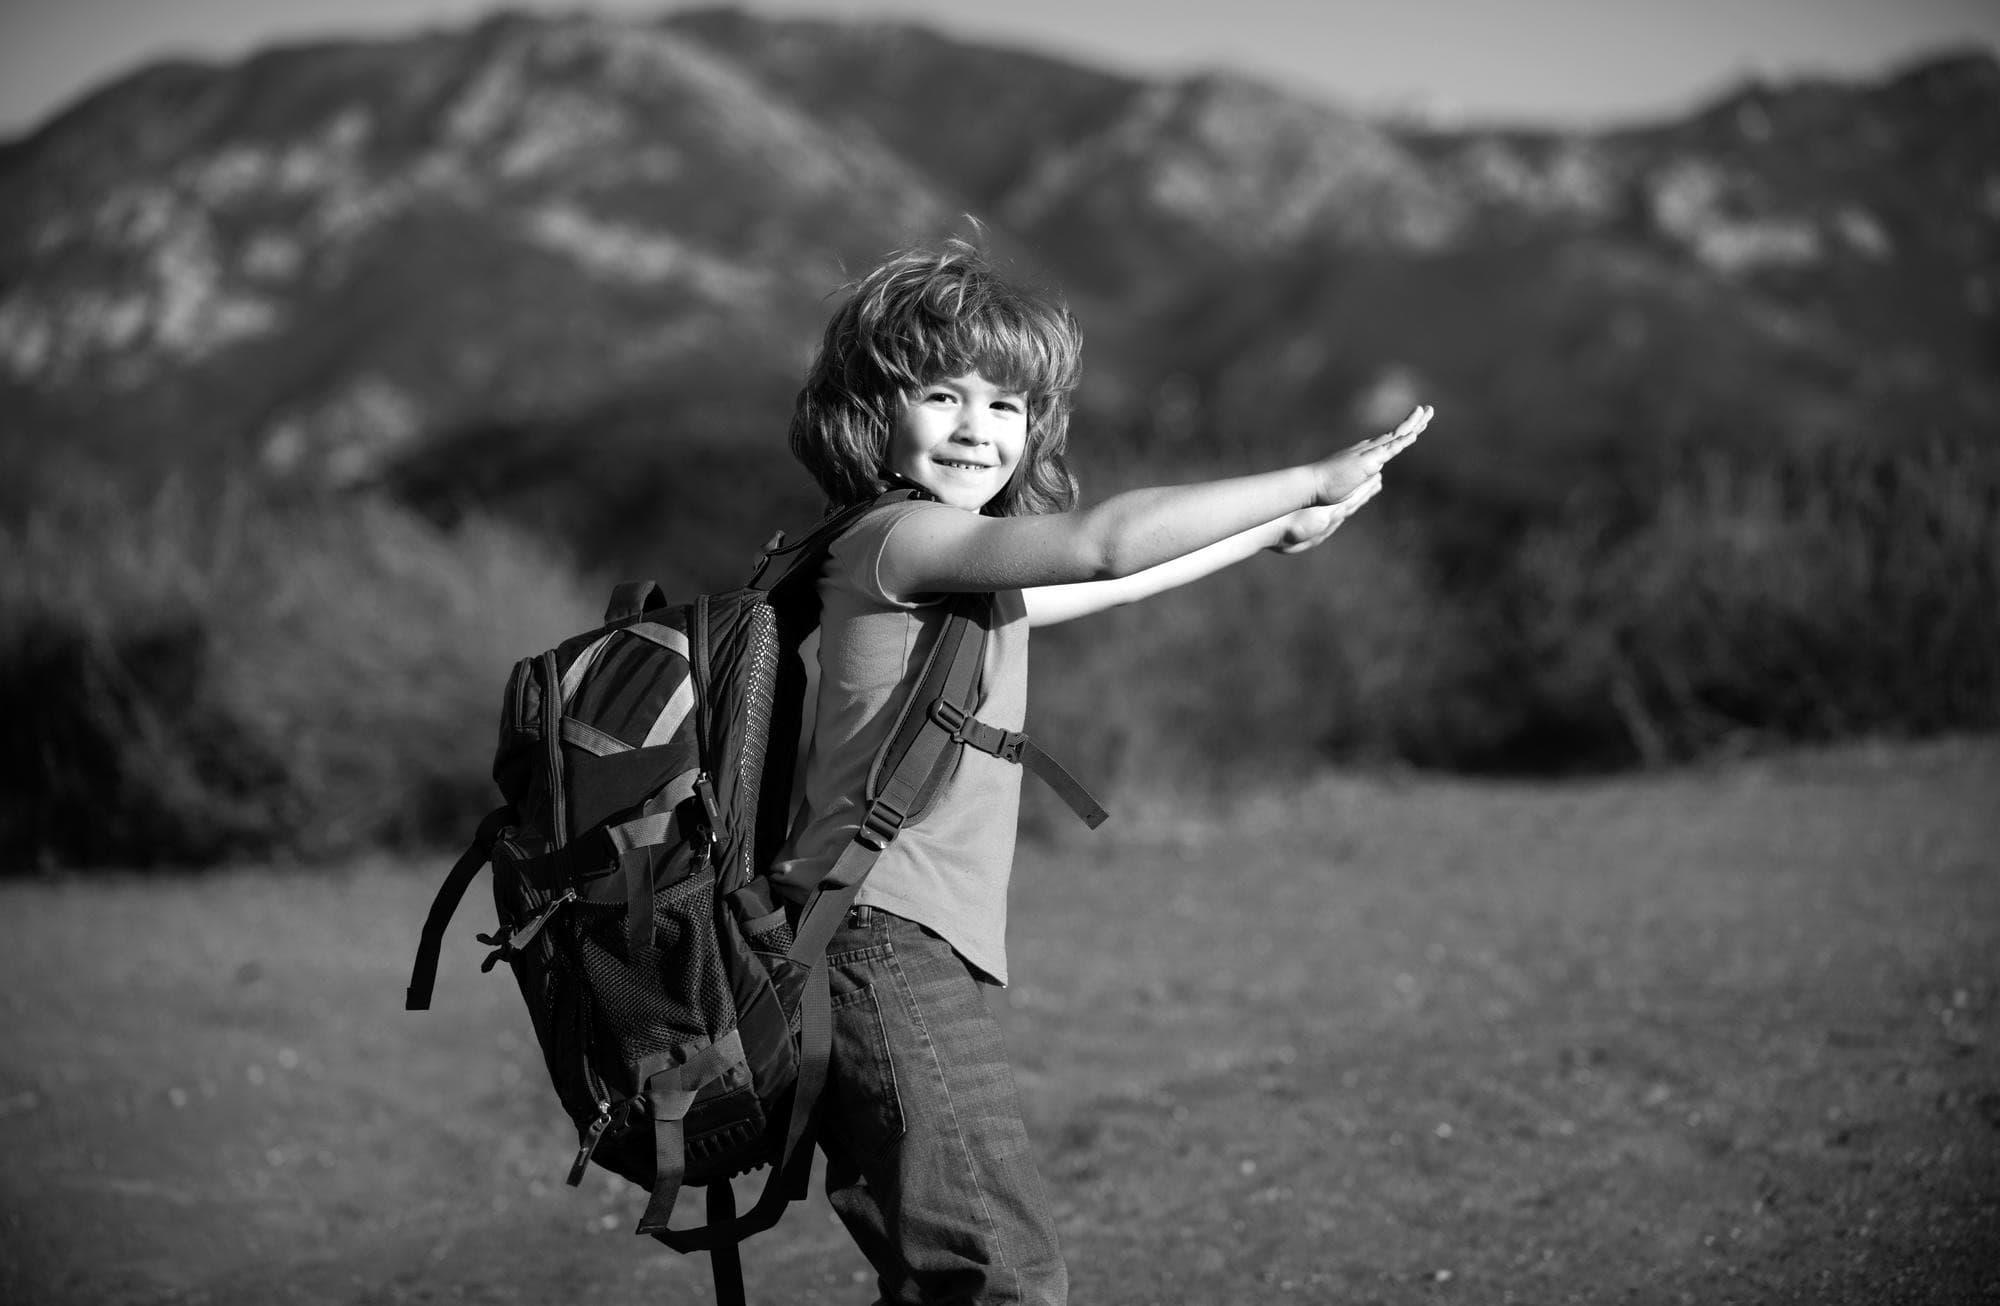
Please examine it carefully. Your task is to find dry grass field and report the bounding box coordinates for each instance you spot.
[3,739,1996,1305]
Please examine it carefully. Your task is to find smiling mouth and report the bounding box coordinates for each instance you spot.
[933,458,993,471]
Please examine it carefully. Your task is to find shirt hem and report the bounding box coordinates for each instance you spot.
[853,881,1008,987]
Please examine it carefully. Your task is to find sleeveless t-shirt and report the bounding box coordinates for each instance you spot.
[768,499,1028,985]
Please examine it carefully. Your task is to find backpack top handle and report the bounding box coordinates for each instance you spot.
[604,581,667,624]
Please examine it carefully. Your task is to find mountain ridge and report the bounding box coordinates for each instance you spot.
[2,9,1992,568]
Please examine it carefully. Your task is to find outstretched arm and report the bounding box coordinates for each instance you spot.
[878,406,1431,600]
[1022,475,1383,626]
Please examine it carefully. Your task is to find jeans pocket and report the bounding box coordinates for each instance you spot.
[827,981,907,1147]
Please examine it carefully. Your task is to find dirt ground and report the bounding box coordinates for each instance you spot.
[3,739,1996,1305]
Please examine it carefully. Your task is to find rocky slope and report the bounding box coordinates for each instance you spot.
[1,8,1992,562]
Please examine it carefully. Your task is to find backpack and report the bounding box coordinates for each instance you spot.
[404,490,1106,1304]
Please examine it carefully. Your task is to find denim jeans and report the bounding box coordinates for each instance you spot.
[819,905,1068,1305]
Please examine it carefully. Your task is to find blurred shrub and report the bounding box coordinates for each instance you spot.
[1029,511,1451,800]
[1036,435,2000,792]
[1,480,600,870]
[1504,437,2000,767]
[8,435,1994,868]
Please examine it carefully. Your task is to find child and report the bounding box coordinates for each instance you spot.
[771,239,1428,1304]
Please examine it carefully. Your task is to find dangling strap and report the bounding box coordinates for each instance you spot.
[866,593,1106,830]
[694,601,994,1250]
[703,591,1103,1254]
[631,1030,749,1235]
[706,1181,748,1306]
[605,809,692,954]
[405,806,513,1010]
[645,588,964,1257]
[926,699,1107,827]
[652,492,1107,1265]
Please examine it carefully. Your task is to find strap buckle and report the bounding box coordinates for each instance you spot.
[927,698,969,736]
[857,797,907,852]
[928,699,1026,763]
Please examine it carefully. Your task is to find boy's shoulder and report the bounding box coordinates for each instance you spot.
[823,498,954,609]
[833,495,956,552]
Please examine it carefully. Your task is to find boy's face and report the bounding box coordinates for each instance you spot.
[888,370,1029,511]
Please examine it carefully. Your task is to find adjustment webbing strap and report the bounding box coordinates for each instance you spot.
[506,836,612,898]
[649,967,828,1254]
[657,661,963,1250]
[560,634,615,705]
[632,1031,748,1235]
[621,846,663,953]
[788,837,877,960]
[604,801,696,953]
[1017,737,1107,826]
[622,621,689,659]
[406,806,513,1010]
[706,1182,748,1306]
[497,800,698,919]
[637,1095,691,1236]
[781,962,832,1193]
[559,717,630,757]
[928,704,1109,828]
[641,675,697,749]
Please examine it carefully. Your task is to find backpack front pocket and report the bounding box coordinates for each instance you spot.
[573,871,739,1096]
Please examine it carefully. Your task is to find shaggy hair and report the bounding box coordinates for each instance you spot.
[789,238,1082,517]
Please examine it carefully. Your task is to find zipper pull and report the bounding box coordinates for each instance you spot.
[567,1104,612,1186]
[475,888,577,973]
[695,773,721,846]
[509,888,576,953]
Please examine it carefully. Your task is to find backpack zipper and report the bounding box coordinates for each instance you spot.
[567,1099,612,1185]
[567,599,719,1193]
[689,597,722,868]
[540,649,568,845]
[690,596,711,777]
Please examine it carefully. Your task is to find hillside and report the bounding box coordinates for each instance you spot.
[2,11,1995,845]
[1,11,1993,566]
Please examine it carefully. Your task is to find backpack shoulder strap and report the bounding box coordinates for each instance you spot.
[654,500,1105,1276]
[866,592,1108,832]
[747,488,927,593]
[861,593,989,832]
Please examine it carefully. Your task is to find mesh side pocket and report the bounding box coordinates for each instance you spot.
[576,873,738,1068]
[742,907,796,958]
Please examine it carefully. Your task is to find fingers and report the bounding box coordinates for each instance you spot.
[1346,404,1433,459]
[1333,472,1384,509]
[1376,405,1431,455]
[1281,475,1384,553]
[1315,406,1432,506]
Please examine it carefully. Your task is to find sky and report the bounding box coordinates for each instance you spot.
[3,0,1997,136]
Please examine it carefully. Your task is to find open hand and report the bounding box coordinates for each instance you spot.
[1311,404,1431,505]
[1268,473,1382,554]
